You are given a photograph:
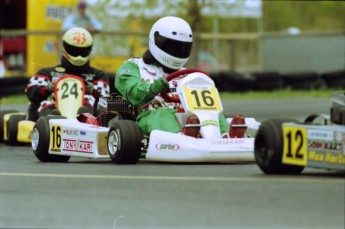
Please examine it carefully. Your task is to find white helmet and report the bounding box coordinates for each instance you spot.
[62,27,93,66]
[149,16,193,70]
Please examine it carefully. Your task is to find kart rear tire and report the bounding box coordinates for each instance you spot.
[107,119,142,164]
[0,110,18,142]
[254,118,305,174]
[8,114,26,146]
[32,115,70,162]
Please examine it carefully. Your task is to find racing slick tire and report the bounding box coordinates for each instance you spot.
[107,119,142,164]
[8,113,26,146]
[0,110,18,142]
[254,118,305,174]
[32,115,71,162]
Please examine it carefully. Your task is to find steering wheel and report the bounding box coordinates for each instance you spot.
[161,68,209,103]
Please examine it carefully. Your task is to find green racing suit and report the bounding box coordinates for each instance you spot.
[115,57,229,136]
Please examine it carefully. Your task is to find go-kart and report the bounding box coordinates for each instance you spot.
[254,91,345,174]
[0,74,86,146]
[31,69,261,163]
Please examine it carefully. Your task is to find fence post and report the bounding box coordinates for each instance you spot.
[228,40,236,71]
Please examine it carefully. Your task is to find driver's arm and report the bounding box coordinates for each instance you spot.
[115,60,156,106]
[25,69,52,103]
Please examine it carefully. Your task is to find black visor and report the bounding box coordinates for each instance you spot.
[63,41,92,57]
[154,32,192,58]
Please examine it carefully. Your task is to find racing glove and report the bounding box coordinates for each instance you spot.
[150,77,169,95]
[46,81,55,93]
[85,81,94,95]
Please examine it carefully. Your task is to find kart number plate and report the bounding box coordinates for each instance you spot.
[183,85,222,111]
[55,76,84,118]
[50,124,62,152]
[282,126,307,166]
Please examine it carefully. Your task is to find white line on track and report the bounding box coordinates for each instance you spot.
[0,172,344,184]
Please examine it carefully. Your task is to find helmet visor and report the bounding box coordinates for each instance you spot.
[63,41,92,57]
[154,33,192,58]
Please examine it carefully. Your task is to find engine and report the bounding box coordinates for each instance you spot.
[96,93,134,127]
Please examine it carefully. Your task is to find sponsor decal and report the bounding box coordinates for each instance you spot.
[308,150,345,165]
[210,139,246,145]
[46,5,69,20]
[308,140,342,151]
[89,126,103,129]
[187,85,209,90]
[307,129,333,141]
[156,143,179,151]
[202,120,218,126]
[55,67,65,72]
[80,131,86,136]
[178,32,188,38]
[51,72,66,81]
[63,128,78,136]
[63,139,93,153]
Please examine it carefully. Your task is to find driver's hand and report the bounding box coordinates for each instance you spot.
[46,81,55,93]
[85,81,94,94]
[150,77,169,95]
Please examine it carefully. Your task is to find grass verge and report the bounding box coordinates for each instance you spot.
[1,94,29,105]
[220,88,336,99]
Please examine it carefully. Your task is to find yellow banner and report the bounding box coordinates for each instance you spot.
[27,0,78,76]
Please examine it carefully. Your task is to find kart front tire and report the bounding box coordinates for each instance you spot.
[32,115,70,162]
[0,110,18,142]
[8,114,26,146]
[254,118,305,174]
[107,120,142,164]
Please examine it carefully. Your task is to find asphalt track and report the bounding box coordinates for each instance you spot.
[1,98,344,229]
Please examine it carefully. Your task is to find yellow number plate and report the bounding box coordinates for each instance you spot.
[283,126,307,166]
[183,85,222,111]
[50,124,62,152]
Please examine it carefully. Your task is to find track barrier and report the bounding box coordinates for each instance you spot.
[0,70,344,97]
